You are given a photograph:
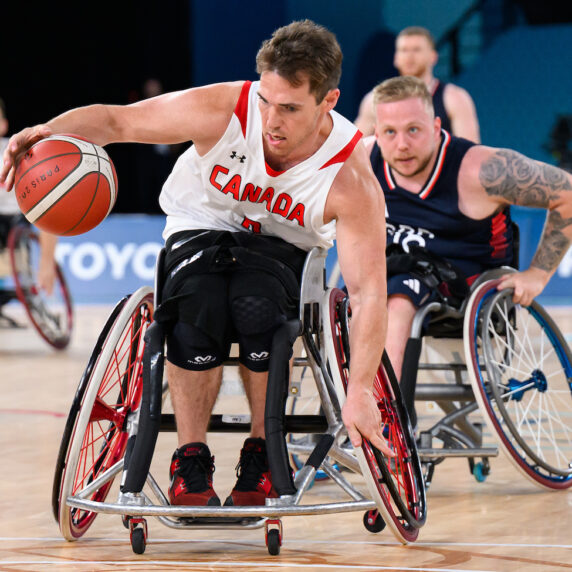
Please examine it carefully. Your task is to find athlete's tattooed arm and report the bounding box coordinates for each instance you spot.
[479,149,572,274]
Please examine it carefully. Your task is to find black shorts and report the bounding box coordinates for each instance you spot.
[153,230,307,372]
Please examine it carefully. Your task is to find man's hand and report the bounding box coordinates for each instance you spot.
[37,257,56,296]
[342,384,395,457]
[1,124,53,191]
[496,268,549,307]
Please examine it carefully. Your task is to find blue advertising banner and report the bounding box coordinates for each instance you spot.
[55,215,164,304]
[55,211,571,305]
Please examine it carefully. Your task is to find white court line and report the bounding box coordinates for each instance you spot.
[0,562,500,572]
[1,537,571,549]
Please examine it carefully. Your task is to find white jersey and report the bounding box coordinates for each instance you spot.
[159,81,361,251]
[0,137,19,215]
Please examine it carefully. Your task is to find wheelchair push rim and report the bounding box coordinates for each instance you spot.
[56,287,153,539]
[464,279,572,490]
[325,288,427,543]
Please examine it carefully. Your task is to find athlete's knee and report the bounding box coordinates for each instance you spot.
[230,295,286,336]
[166,321,224,371]
[231,295,288,372]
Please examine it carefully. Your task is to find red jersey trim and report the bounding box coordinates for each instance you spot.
[383,130,450,199]
[490,211,509,259]
[234,81,252,138]
[419,130,451,199]
[319,129,362,170]
[265,162,286,177]
[384,160,395,189]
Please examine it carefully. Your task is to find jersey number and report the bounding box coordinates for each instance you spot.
[241,217,261,233]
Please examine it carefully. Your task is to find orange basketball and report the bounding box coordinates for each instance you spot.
[14,134,118,236]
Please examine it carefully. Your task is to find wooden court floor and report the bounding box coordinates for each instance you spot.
[1,303,571,571]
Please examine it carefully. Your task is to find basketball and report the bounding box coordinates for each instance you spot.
[14,134,118,236]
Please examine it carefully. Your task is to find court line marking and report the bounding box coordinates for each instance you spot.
[0,562,503,571]
[0,408,65,417]
[1,537,571,549]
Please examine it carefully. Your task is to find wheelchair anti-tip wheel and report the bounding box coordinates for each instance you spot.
[324,288,427,544]
[53,287,153,540]
[465,279,572,490]
[8,224,73,349]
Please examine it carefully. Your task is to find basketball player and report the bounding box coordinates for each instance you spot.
[1,21,391,507]
[0,98,58,296]
[355,26,480,142]
[366,75,572,412]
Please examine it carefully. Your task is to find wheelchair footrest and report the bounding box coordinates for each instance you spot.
[173,516,264,527]
[418,446,498,459]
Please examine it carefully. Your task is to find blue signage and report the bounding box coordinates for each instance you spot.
[54,210,571,305]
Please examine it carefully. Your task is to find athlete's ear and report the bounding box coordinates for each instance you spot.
[434,115,442,137]
[321,89,340,112]
[431,48,439,67]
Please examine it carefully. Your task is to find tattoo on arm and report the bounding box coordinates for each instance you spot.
[530,210,572,272]
[480,149,572,273]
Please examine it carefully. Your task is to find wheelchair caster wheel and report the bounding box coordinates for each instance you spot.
[265,519,282,555]
[129,518,148,554]
[472,461,489,483]
[363,509,386,533]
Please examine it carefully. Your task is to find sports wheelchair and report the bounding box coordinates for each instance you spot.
[0,217,73,349]
[401,265,572,490]
[52,247,427,556]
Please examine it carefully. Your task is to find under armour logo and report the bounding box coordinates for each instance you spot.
[249,351,269,361]
[403,278,420,294]
[188,355,216,365]
[230,151,246,163]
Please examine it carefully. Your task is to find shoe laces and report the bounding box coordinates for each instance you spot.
[176,453,215,492]
[234,447,268,491]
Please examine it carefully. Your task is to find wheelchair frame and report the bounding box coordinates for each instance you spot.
[0,223,73,349]
[52,247,426,556]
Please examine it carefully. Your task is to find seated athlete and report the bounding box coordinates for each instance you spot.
[364,76,572,412]
[1,20,391,507]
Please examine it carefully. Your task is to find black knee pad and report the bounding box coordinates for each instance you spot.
[231,296,286,371]
[231,296,286,335]
[166,321,228,370]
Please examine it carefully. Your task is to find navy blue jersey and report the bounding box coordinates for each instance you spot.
[371,131,514,279]
[431,80,452,133]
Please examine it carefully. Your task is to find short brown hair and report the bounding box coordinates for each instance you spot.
[396,26,436,49]
[256,19,342,103]
[372,76,434,117]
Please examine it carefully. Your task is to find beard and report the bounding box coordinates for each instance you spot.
[389,147,434,179]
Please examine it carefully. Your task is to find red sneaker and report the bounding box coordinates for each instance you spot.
[224,438,277,506]
[168,442,221,506]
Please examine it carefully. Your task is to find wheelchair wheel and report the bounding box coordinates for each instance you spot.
[54,287,153,540]
[8,224,73,349]
[323,288,426,544]
[464,279,572,490]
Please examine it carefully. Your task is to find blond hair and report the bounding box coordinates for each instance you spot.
[396,26,436,49]
[372,76,434,117]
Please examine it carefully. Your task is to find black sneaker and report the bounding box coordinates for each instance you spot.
[168,442,221,506]
[224,438,277,506]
